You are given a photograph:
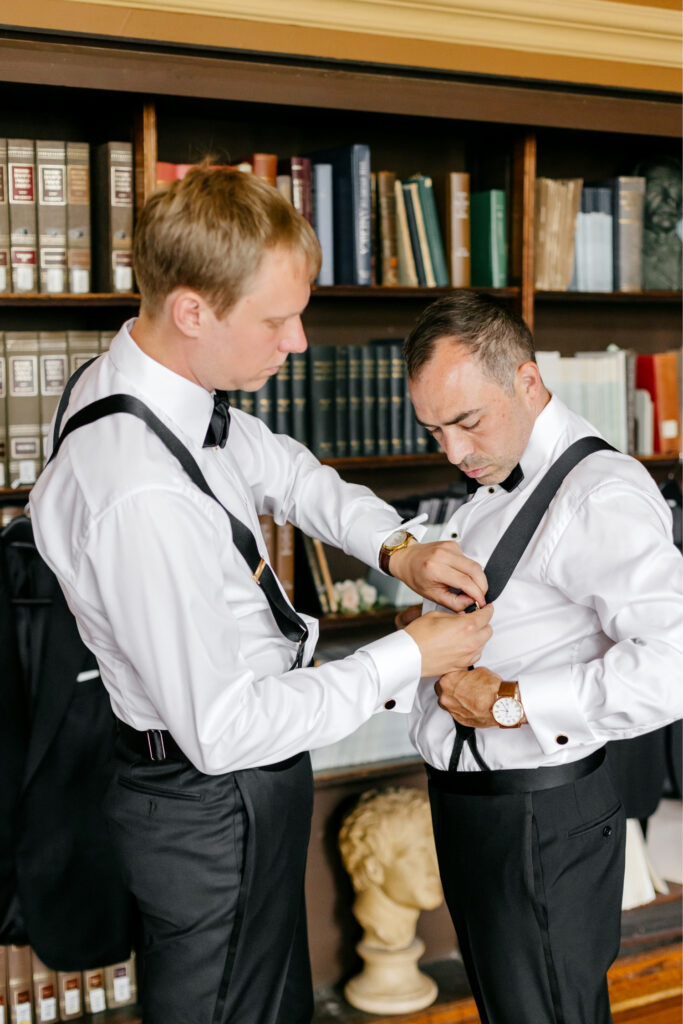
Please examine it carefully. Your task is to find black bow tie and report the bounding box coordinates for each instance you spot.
[203,390,231,449]
[466,463,524,495]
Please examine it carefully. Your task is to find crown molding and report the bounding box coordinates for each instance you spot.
[59,0,681,69]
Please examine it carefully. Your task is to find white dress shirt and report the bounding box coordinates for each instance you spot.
[30,319,423,774]
[409,395,683,772]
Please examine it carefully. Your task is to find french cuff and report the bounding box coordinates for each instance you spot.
[520,665,597,755]
[359,628,422,713]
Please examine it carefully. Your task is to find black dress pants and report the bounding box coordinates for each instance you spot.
[428,754,626,1024]
[104,744,314,1024]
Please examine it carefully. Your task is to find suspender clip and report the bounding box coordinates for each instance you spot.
[146,729,167,761]
[252,558,266,584]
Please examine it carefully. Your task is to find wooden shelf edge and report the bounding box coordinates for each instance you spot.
[0,292,140,307]
[313,756,422,788]
[535,290,682,303]
[311,286,521,299]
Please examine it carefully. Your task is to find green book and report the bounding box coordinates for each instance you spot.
[374,342,391,457]
[402,371,415,455]
[409,174,450,286]
[255,375,276,432]
[347,345,362,458]
[290,352,308,447]
[308,345,335,459]
[389,342,404,455]
[334,346,348,457]
[470,189,507,287]
[275,359,292,435]
[237,390,255,417]
[360,346,377,456]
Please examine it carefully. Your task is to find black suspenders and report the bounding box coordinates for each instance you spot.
[449,436,616,772]
[49,360,309,667]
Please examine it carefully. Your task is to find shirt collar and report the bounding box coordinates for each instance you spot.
[109,318,215,447]
[518,394,574,485]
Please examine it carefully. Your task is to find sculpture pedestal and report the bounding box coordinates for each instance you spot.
[344,937,438,1015]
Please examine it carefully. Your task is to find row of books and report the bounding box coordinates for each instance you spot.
[0,330,114,488]
[156,155,507,289]
[0,138,133,295]
[535,170,681,293]
[0,946,136,1023]
[227,343,439,461]
[535,348,681,456]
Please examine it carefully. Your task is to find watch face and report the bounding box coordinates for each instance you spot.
[384,529,408,550]
[492,696,524,726]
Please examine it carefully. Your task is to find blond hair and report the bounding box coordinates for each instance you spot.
[133,164,321,317]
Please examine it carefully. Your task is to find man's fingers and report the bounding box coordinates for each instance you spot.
[394,604,423,629]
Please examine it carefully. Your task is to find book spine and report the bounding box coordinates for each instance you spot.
[402,368,415,455]
[301,532,329,614]
[66,141,91,293]
[251,152,277,187]
[36,139,67,294]
[237,390,256,417]
[312,536,338,612]
[258,513,277,566]
[360,346,377,456]
[0,945,8,1024]
[255,375,276,432]
[8,139,37,293]
[393,179,418,287]
[446,171,470,288]
[370,170,377,285]
[95,141,134,292]
[377,170,399,286]
[66,330,100,373]
[8,946,33,1024]
[6,331,41,486]
[308,345,335,459]
[407,181,436,286]
[470,189,507,288]
[103,957,137,1008]
[334,346,348,457]
[401,182,426,285]
[352,144,372,285]
[0,138,10,292]
[31,952,58,1024]
[389,342,404,455]
[312,163,334,285]
[375,343,390,457]
[82,969,107,1015]
[289,351,308,446]
[99,330,115,352]
[613,177,645,293]
[38,331,68,462]
[413,174,449,286]
[275,360,292,435]
[274,521,295,603]
[347,345,362,457]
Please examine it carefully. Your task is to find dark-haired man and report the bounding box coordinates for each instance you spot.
[405,291,682,1024]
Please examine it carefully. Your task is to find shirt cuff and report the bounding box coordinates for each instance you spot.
[375,513,429,573]
[520,664,597,755]
[357,629,422,713]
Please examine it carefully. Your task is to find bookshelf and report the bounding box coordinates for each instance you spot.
[0,26,681,1009]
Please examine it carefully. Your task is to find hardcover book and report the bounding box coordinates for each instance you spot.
[5,330,41,486]
[275,359,292,435]
[307,145,372,285]
[8,945,33,1024]
[275,521,296,603]
[67,329,100,373]
[36,139,67,294]
[313,162,334,285]
[31,952,58,1024]
[401,180,428,286]
[308,345,335,459]
[255,375,276,432]
[374,342,391,457]
[0,138,10,292]
[334,346,348,457]
[66,141,91,293]
[94,141,134,293]
[360,345,377,456]
[635,351,681,455]
[393,179,418,286]
[377,170,399,286]
[0,332,6,486]
[38,330,68,461]
[409,173,449,286]
[347,345,363,458]
[57,972,82,1021]
[82,969,107,1015]
[251,152,277,187]
[389,341,405,455]
[290,351,308,446]
[8,138,37,293]
[103,957,137,1008]
[445,171,471,287]
[296,530,330,615]
[605,176,646,293]
[470,189,507,288]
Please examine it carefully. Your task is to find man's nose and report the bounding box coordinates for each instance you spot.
[441,429,475,465]
[280,317,308,353]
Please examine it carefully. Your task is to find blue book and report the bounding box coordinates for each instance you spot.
[307,145,371,285]
[313,163,334,285]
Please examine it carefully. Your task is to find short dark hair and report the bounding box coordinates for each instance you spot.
[403,291,535,392]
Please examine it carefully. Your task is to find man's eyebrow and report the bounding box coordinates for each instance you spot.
[415,408,483,428]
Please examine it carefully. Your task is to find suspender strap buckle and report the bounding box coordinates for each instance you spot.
[146,729,167,761]
[251,558,266,584]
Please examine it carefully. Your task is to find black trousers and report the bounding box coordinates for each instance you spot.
[428,754,626,1024]
[104,743,314,1024]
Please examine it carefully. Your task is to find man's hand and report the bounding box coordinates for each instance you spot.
[404,606,493,679]
[435,666,503,729]
[389,539,487,612]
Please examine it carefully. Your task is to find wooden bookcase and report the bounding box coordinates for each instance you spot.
[0,27,681,1018]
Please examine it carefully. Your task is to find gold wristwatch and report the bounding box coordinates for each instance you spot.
[379,529,415,576]
[491,681,525,728]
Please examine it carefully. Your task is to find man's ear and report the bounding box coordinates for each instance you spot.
[170,289,204,339]
[516,359,542,401]
[364,855,385,887]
